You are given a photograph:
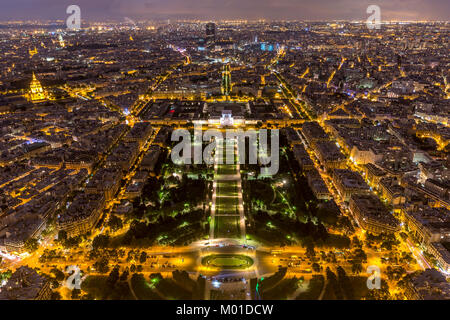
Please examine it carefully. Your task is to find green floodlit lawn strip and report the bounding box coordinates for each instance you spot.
[217,181,238,195]
[216,204,238,215]
[213,143,241,237]
[214,216,241,239]
[216,180,239,215]
[217,165,237,175]
[202,254,254,269]
[216,179,239,214]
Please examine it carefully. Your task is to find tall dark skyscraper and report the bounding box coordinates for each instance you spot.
[206,22,216,43]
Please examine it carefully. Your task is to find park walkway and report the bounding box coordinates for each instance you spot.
[207,135,251,300]
[210,137,245,240]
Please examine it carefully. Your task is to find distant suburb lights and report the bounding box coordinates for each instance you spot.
[65,4,382,30]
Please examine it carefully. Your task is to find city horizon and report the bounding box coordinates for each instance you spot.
[0,0,449,307]
[0,0,449,22]
[1,18,449,23]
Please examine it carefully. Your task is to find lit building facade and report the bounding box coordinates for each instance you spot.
[28,73,46,102]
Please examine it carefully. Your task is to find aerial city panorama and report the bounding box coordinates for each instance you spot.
[0,0,449,304]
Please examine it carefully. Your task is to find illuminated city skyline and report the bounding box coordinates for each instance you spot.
[0,1,449,303]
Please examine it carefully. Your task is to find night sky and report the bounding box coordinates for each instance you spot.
[1,0,449,21]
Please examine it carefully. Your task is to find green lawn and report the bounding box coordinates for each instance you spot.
[217,164,238,175]
[216,143,238,171]
[216,198,239,215]
[217,181,238,196]
[202,254,254,269]
[214,216,241,238]
[213,141,241,238]
[216,181,239,215]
